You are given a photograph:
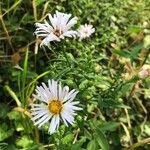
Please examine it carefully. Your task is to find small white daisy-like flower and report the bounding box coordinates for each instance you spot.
[138,64,150,79]
[77,24,95,40]
[31,79,82,134]
[34,11,78,47]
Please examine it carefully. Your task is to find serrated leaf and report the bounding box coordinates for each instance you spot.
[16,136,33,148]
[62,133,74,144]
[7,111,21,120]
[79,79,89,89]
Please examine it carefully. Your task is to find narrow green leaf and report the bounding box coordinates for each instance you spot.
[95,129,109,150]
[87,140,97,150]
[127,25,142,33]
[2,0,22,16]
[22,48,28,106]
[120,82,134,96]
[129,43,143,60]
[71,137,86,150]
[100,100,130,109]
[112,49,130,58]
[98,122,120,132]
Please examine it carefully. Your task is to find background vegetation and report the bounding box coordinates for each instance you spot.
[0,0,150,149]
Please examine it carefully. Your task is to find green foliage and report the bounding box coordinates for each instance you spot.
[0,123,14,142]
[16,135,34,148]
[95,129,109,150]
[0,0,150,149]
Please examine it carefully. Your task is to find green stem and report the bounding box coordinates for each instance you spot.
[26,70,51,98]
[22,48,28,106]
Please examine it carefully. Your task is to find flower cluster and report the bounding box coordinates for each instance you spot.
[31,11,95,134]
[34,11,95,47]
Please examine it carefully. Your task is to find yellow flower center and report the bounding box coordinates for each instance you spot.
[48,100,62,114]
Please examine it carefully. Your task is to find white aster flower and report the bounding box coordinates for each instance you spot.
[31,79,82,134]
[34,11,78,47]
[138,64,150,79]
[77,24,95,40]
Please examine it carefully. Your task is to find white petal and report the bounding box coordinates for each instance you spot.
[58,83,63,100]
[64,102,82,111]
[35,23,52,34]
[48,14,57,29]
[56,11,63,29]
[34,33,49,37]
[38,114,52,128]
[48,115,60,134]
[35,87,48,100]
[59,85,69,101]
[65,17,78,31]
[48,79,59,99]
[32,93,47,103]
[60,14,71,30]
[44,20,53,31]
[62,30,77,38]
[41,82,53,99]
[37,86,50,101]
[31,106,47,111]
[34,113,49,126]
[61,116,69,126]
[31,110,48,121]
[31,103,46,107]
[52,80,58,98]
[63,89,78,102]
[61,109,74,125]
[40,33,60,47]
